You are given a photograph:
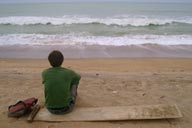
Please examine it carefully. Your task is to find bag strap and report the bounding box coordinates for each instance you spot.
[8,101,27,110]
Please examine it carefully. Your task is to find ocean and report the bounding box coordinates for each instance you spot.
[0,2,192,47]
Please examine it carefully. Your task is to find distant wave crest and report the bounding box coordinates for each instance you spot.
[0,16,191,27]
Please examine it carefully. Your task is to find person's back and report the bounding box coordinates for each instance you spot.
[42,50,81,114]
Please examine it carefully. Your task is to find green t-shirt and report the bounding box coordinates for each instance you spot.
[42,67,81,108]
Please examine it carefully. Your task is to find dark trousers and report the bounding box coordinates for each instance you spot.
[47,84,78,114]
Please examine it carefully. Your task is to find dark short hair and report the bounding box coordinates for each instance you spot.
[48,50,64,67]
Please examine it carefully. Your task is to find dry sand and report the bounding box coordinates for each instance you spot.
[0,58,192,128]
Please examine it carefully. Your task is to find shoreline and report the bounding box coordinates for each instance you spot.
[0,44,192,58]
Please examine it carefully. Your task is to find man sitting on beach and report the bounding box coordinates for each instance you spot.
[42,50,81,114]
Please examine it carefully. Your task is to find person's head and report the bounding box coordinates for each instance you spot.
[48,50,64,67]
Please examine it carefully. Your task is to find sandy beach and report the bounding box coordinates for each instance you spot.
[0,58,192,128]
[1,0,192,127]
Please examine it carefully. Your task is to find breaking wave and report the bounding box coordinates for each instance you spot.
[0,34,192,46]
[0,16,192,27]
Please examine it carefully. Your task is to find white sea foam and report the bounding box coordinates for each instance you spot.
[0,34,192,46]
[0,16,191,26]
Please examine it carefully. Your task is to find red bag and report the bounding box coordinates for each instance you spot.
[8,97,38,117]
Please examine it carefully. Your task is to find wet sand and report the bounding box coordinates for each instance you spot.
[0,44,192,58]
[0,58,192,128]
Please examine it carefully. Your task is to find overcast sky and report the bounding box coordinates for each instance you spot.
[0,0,192,3]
